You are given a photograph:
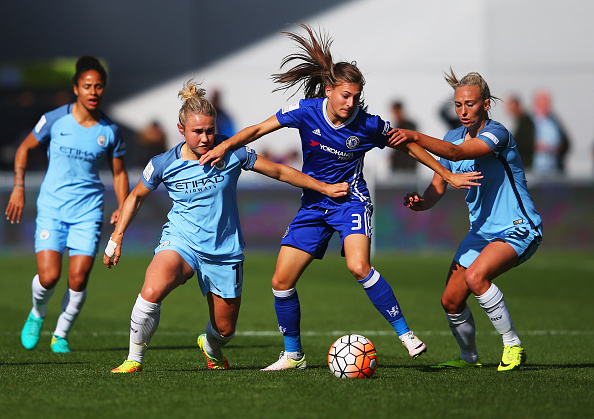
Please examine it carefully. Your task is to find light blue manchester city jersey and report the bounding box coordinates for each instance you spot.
[276,98,389,208]
[33,104,126,223]
[141,137,257,259]
[439,120,542,235]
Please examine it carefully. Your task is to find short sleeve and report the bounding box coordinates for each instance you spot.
[276,100,303,128]
[109,123,127,158]
[233,146,257,170]
[478,124,509,156]
[32,105,69,144]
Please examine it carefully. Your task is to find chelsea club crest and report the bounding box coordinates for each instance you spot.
[346,136,359,149]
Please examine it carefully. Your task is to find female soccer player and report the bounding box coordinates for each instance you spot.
[106,79,348,373]
[6,56,129,353]
[5,56,130,353]
[199,24,481,370]
[390,70,543,371]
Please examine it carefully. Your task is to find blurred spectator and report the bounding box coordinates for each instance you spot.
[211,89,236,138]
[134,120,167,167]
[257,148,301,169]
[505,95,535,170]
[439,98,462,130]
[531,89,570,175]
[389,101,418,171]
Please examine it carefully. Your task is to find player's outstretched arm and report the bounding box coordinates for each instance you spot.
[404,173,448,211]
[5,133,40,224]
[388,128,493,161]
[199,115,283,166]
[107,156,130,226]
[251,154,349,198]
[390,139,482,190]
[103,180,152,269]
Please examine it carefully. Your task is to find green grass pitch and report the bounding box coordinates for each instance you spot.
[1,251,593,418]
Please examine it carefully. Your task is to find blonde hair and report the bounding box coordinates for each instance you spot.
[272,24,365,107]
[177,79,217,126]
[444,68,499,104]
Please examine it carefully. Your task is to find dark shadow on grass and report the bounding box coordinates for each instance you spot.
[0,361,88,366]
[82,345,197,352]
[417,363,594,372]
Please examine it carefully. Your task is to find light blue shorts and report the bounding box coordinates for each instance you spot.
[35,216,102,257]
[154,232,244,299]
[454,223,543,268]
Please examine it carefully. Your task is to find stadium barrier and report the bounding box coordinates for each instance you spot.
[1,173,592,254]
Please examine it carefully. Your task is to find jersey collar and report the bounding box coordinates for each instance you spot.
[322,98,359,130]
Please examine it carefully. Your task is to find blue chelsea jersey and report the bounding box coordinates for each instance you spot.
[141,137,257,259]
[276,98,389,208]
[438,120,542,235]
[33,103,126,222]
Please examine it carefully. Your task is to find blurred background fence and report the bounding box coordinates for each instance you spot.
[1,173,591,255]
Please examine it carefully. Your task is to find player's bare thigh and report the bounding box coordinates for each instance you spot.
[343,233,371,280]
[141,249,194,303]
[271,245,314,290]
[464,239,518,295]
[36,249,63,288]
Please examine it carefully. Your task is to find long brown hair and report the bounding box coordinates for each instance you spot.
[272,24,365,107]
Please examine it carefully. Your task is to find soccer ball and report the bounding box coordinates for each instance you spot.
[328,334,378,379]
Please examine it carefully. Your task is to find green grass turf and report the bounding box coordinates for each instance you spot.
[1,251,593,418]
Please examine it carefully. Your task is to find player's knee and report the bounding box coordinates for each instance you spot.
[140,286,164,304]
[271,273,296,291]
[441,295,464,314]
[68,273,90,292]
[38,272,60,289]
[346,261,371,281]
[464,266,488,294]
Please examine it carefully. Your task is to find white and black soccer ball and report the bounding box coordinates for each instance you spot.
[328,334,378,379]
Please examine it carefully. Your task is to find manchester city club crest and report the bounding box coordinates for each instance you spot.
[39,229,50,240]
[97,135,106,147]
[346,136,359,149]
[214,160,227,171]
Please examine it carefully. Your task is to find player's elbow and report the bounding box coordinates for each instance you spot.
[448,148,466,162]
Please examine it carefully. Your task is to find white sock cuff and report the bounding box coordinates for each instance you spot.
[206,321,234,343]
[67,288,87,304]
[136,294,161,313]
[359,267,380,289]
[32,274,45,290]
[272,287,296,299]
[447,305,472,325]
[475,283,503,309]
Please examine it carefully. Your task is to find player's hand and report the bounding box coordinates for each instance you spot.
[323,182,349,198]
[386,128,415,148]
[109,208,122,225]
[5,187,26,224]
[103,236,122,269]
[446,171,483,190]
[403,192,424,211]
[199,143,227,166]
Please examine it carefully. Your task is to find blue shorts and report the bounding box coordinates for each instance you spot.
[454,223,543,268]
[154,231,244,299]
[281,202,373,259]
[35,216,102,257]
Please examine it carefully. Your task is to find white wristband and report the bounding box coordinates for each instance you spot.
[105,238,118,258]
